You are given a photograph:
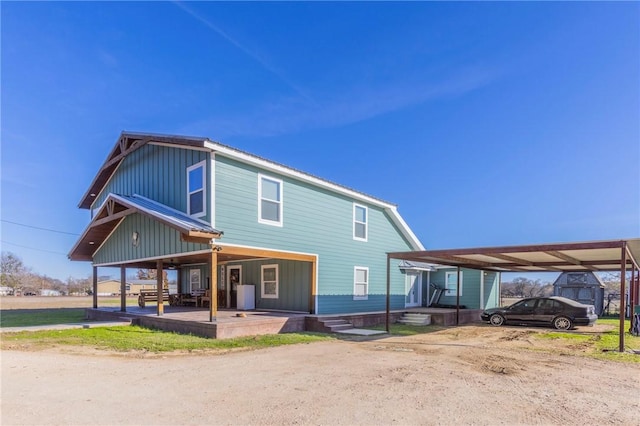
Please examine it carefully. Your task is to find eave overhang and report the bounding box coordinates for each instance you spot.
[69,194,223,262]
[78,132,209,209]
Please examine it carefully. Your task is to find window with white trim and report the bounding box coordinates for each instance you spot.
[353,204,368,241]
[444,271,463,297]
[261,264,279,299]
[258,175,283,226]
[353,266,369,300]
[187,161,206,217]
[189,269,202,292]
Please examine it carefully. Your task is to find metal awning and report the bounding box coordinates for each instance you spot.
[386,239,640,352]
[388,239,640,273]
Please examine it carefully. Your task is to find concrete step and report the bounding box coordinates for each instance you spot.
[327,323,354,331]
[318,318,354,332]
[397,313,431,326]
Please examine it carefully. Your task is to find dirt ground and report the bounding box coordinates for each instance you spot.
[1,297,639,425]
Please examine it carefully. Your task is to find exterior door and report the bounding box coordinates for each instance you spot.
[227,266,241,309]
[405,272,422,307]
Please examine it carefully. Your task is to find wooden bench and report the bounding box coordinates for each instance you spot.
[138,289,171,308]
[180,289,206,306]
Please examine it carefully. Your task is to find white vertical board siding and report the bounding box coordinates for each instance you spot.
[215,156,415,314]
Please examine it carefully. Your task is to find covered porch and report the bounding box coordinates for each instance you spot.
[68,193,318,323]
[86,305,307,339]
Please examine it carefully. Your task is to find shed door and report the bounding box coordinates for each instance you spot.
[405,272,422,307]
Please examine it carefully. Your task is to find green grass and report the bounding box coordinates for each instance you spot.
[536,318,640,363]
[1,325,334,352]
[0,309,87,327]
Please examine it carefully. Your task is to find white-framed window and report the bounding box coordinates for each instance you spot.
[261,264,279,299]
[189,269,202,292]
[187,160,206,217]
[353,204,368,241]
[444,271,463,297]
[258,174,283,226]
[353,266,369,300]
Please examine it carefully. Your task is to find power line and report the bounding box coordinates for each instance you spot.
[1,219,80,236]
[0,240,68,256]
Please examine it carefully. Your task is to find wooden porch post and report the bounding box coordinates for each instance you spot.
[120,266,126,312]
[156,260,164,316]
[309,258,317,314]
[210,250,218,322]
[92,266,98,308]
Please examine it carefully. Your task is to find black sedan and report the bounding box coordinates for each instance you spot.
[481,296,597,330]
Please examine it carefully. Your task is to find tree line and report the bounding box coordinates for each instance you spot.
[502,273,625,298]
[1,251,167,296]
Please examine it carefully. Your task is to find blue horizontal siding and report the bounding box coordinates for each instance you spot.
[214,155,415,314]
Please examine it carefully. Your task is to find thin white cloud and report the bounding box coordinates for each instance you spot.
[182,64,501,139]
[172,1,313,102]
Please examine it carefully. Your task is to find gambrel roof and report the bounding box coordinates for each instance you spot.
[78,131,424,250]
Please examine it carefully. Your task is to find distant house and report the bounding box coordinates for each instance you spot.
[97,279,157,296]
[40,289,63,297]
[0,286,14,296]
[69,132,439,315]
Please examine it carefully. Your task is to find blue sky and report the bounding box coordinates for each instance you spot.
[1,2,639,282]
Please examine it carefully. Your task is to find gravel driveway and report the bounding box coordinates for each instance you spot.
[2,324,638,425]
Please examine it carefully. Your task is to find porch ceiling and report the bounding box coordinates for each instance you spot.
[388,239,640,273]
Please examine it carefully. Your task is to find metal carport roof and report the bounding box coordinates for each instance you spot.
[386,239,640,352]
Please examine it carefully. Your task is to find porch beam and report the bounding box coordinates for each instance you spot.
[156,260,164,316]
[90,208,137,228]
[544,251,597,271]
[188,230,220,239]
[216,245,316,262]
[485,254,564,272]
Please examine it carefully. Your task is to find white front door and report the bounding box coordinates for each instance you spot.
[405,272,422,307]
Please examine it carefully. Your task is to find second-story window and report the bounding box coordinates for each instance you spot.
[258,174,283,226]
[187,161,206,217]
[353,203,368,241]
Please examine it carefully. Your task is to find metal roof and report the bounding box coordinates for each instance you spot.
[388,239,640,273]
[77,131,424,251]
[117,194,221,235]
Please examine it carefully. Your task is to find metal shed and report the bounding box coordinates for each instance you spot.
[552,272,605,315]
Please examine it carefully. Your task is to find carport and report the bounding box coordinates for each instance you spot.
[386,239,640,352]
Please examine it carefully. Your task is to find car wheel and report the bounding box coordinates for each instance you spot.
[489,314,505,326]
[553,316,573,330]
